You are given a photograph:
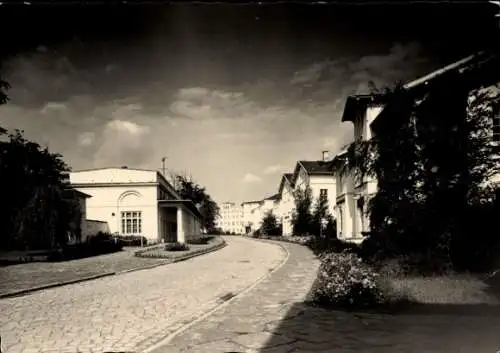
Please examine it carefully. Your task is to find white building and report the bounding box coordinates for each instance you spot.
[336,51,500,243]
[241,200,262,234]
[69,166,203,244]
[215,202,244,234]
[290,154,337,216]
[276,173,295,236]
[334,97,382,243]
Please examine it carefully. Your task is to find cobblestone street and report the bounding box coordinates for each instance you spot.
[150,240,500,353]
[0,237,286,353]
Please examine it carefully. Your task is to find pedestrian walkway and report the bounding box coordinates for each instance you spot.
[146,240,321,353]
[148,240,500,353]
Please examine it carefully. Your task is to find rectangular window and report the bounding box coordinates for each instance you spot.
[320,189,328,197]
[121,211,142,235]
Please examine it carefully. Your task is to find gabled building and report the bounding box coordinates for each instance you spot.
[276,173,295,236]
[69,166,203,244]
[336,50,500,243]
[290,152,337,217]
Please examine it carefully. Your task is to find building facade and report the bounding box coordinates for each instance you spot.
[335,99,383,243]
[69,167,203,244]
[336,51,500,243]
[290,158,336,217]
[276,173,295,236]
[241,200,262,234]
[215,202,244,234]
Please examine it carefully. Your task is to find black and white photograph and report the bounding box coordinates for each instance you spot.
[0,0,499,352]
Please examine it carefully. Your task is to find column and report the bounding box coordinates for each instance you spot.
[176,207,185,244]
[344,196,354,239]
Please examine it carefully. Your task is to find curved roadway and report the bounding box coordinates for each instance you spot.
[0,236,287,353]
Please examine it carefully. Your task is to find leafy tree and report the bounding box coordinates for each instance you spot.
[0,78,9,134]
[0,128,81,250]
[291,185,313,236]
[174,174,220,232]
[260,210,282,236]
[311,192,330,237]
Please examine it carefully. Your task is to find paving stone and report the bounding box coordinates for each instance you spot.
[0,237,285,353]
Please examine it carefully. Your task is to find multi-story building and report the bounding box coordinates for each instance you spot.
[215,202,244,234]
[290,151,337,216]
[336,51,500,243]
[274,151,337,237]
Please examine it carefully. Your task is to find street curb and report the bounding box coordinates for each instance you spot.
[0,272,117,299]
[0,239,227,300]
[141,237,290,353]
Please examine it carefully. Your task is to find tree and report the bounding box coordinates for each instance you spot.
[260,210,282,236]
[345,63,500,272]
[0,128,80,250]
[291,186,313,236]
[0,78,10,134]
[174,174,220,232]
[311,192,330,237]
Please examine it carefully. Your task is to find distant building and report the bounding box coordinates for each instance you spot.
[241,200,262,234]
[69,167,203,244]
[215,202,244,234]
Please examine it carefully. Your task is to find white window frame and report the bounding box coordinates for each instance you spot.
[121,211,142,235]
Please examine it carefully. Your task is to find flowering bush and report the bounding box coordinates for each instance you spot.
[312,251,386,308]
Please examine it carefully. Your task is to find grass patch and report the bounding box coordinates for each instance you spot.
[380,274,499,305]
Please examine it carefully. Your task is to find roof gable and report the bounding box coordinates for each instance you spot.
[277,173,294,196]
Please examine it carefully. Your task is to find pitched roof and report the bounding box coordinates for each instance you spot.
[341,94,387,123]
[290,160,334,187]
[264,193,279,201]
[298,161,333,175]
[341,51,498,124]
[277,172,294,196]
[63,188,92,199]
[371,51,500,131]
[241,200,263,206]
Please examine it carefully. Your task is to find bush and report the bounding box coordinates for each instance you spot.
[187,236,213,245]
[311,251,386,308]
[252,229,262,238]
[164,242,190,251]
[306,237,360,256]
[113,235,148,247]
[48,232,122,261]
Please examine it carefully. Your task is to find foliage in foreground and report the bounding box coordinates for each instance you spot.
[0,128,82,251]
[311,251,386,308]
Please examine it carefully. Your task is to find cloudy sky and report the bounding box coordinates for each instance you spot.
[0,3,497,203]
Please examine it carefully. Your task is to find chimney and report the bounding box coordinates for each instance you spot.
[322,150,329,162]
